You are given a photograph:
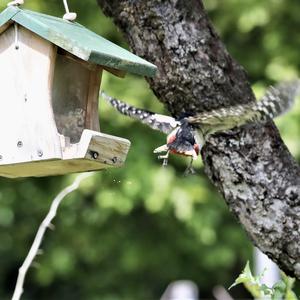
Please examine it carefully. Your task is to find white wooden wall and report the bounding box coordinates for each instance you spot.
[0,24,62,166]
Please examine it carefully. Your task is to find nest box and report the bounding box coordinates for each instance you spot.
[0,7,157,178]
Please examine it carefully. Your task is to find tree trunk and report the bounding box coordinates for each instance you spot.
[97,0,300,278]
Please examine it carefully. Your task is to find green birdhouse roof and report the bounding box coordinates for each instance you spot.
[0,6,157,77]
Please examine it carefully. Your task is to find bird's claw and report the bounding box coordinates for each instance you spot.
[183,166,197,176]
[183,157,197,176]
[162,158,168,167]
[158,153,169,167]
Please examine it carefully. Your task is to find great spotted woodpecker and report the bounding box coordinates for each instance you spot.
[101,80,300,174]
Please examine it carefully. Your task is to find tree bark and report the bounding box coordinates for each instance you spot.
[97,0,300,278]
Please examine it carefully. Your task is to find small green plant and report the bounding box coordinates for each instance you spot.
[229,262,298,300]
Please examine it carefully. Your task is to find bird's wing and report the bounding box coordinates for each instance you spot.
[256,80,300,119]
[101,91,179,134]
[186,104,255,135]
[187,80,300,135]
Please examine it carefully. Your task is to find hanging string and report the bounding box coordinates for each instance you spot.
[7,0,77,22]
[63,0,70,14]
[62,0,77,22]
[14,23,19,49]
[7,0,24,7]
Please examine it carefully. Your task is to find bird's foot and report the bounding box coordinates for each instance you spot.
[183,157,197,176]
[158,152,169,167]
[183,166,197,176]
[162,158,168,167]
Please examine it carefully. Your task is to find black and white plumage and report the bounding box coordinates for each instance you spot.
[101,80,300,173]
[187,80,300,136]
[101,92,180,134]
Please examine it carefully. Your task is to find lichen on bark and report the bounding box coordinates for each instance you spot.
[97,0,300,278]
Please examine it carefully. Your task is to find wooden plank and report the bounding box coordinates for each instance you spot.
[17,26,62,162]
[102,66,126,78]
[63,129,131,165]
[0,21,13,35]
[52,54,90,143]
[0,131,131,178]
[0,159,114,178]
[80,130,131,167]
[0,25,62,165]
[59,49,98,71]
[85,69,102,132]
[0,6,19,30]
[56,50,127,77]
[0,25,19,165]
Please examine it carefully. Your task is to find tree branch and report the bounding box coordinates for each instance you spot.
[97,0,300,278]
[12,173,93,300]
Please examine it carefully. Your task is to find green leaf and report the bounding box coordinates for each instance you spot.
[229,261,252,290]
[229,262,268,298]
[281,272,299,300]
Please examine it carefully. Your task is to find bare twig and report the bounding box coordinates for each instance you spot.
[11,172,93,300]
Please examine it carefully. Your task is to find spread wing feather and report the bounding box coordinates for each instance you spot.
[187,80,300,135]
[101,91,179,134]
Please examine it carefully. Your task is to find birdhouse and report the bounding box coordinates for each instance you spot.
[0,6,157,178]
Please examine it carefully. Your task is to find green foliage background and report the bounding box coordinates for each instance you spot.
[0,0,299,299]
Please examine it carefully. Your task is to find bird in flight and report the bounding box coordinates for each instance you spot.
[101,80,300,175]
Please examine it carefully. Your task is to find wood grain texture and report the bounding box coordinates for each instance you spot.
[85,68,102,132]
[0,25,61,165]
[97,0,300,278]
[0,130,131,178]
[0,25,131,178]
[52,53,90,143]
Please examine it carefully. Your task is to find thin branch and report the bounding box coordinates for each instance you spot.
[11,172,93,300]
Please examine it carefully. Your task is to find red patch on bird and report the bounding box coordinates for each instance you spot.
[167,134,176,144]
[170,149,185,156]
[194,144,200,155]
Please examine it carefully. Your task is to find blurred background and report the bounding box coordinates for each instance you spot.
[0,0,299,299]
